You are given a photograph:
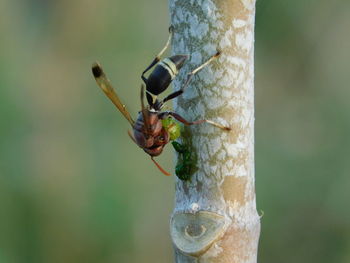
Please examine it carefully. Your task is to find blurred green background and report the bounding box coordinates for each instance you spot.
[0,0,349,262]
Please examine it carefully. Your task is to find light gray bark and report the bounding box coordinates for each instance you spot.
[168,0,260,262]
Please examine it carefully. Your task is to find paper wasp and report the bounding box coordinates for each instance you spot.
[92,27,230,176]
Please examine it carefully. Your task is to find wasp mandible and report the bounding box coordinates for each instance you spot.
[92,27,230,176]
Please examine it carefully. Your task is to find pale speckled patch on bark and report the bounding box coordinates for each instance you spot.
[169,0,259,262]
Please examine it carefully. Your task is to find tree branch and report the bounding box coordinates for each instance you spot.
[168,0,260,262]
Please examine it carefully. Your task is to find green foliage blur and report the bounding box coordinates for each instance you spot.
[0,0,349,262]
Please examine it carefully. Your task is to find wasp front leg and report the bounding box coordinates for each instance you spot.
[160,111,231,131]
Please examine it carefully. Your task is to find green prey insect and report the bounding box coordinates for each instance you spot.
[171,141,195,181]
[162,118,195,180]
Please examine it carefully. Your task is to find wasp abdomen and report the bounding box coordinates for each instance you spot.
[147,65,172,96]
[146,55,188,96]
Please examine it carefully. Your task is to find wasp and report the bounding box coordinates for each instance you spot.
[92,27,230,176]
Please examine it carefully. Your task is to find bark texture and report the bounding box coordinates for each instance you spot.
[168,0,260,262]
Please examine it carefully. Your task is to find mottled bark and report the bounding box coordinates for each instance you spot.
[168,0,260,262]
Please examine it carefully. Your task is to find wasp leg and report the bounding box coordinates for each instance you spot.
[151,157,172,176]
[127,130,137,144]
[128,130,172,176]
[141,26,174,85]
[161,111,231,131]
[161,51,221,105]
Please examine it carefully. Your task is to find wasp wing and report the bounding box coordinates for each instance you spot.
[140,84,151,133]
[92,62,134,126]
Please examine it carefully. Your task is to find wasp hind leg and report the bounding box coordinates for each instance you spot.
[141,26,174,85]
[161,51,221,105]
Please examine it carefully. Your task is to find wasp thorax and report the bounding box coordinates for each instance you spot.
[146,55,188,101]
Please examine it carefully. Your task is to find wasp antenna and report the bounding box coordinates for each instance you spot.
[151,157,172,176]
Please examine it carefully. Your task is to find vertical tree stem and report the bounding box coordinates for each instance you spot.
[168,0,260,262]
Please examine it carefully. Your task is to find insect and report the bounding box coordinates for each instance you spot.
[171,141,195,181]
[92,27,230,176]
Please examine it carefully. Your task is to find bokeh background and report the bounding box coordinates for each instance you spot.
[0,0,349,262]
